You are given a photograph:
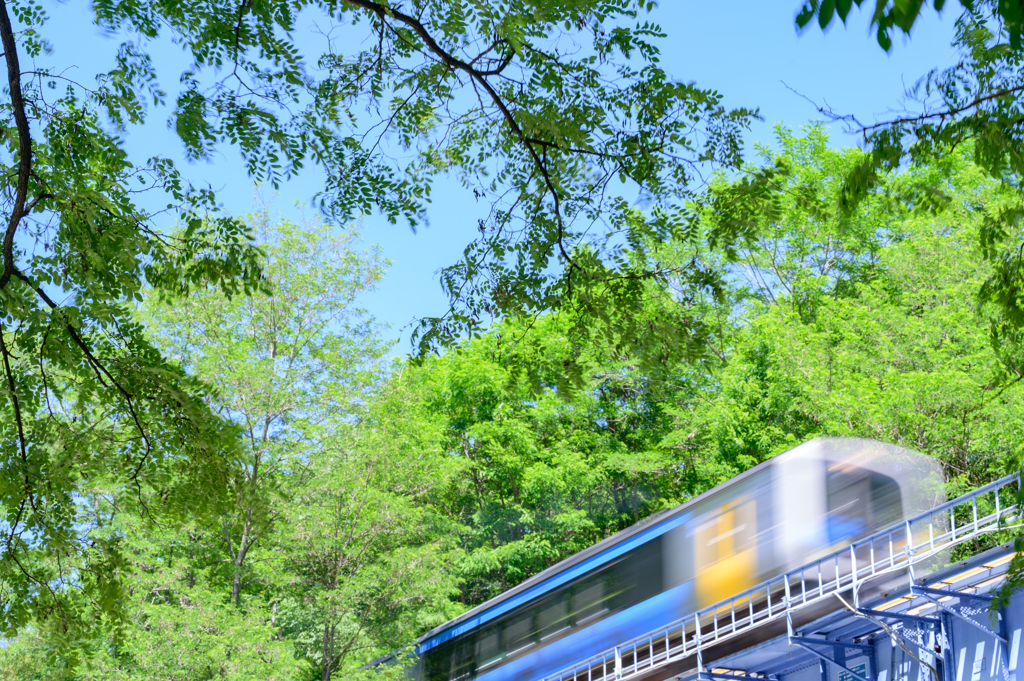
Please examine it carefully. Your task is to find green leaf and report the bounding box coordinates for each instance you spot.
[836,0,853,22]
[818,0,836,28]
[795,2,817,28]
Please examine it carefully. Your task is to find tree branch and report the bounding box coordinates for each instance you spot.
[0,0,31,291]
[13,269,154,463]
[861,83,1024,137]
[0,317,28,479]
[343,0,580,278]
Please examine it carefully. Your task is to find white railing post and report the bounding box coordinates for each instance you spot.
[850,543,859,607]
[906,518,917,586]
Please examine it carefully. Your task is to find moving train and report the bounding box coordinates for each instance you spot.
[384,438,946,681]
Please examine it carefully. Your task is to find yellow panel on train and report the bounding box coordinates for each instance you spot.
[694,498,757,607]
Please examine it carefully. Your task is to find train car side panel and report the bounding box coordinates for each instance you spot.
[474,581,697,681]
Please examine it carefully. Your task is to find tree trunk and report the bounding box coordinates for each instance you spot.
[223,516,252,607]
[321,621,335,681]
[232,561,243,605]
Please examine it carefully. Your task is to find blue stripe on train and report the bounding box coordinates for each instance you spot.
[473,581,695,681]
[418,512,692,654]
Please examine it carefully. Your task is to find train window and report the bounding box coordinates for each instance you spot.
[503,608,535,655]
[424,647,446,681]
[603,563,629,610]
[423,537,666,680]
[827,470,871,543]
[475,626,501,670]
[538,592,570,639]
[827,468,903,543]
[443,640,473,681]
[573,573,608,624]
[425,639,455,681]
[870,474,902,529]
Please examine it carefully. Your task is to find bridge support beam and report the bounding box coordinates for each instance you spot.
[788,609,877,681]
[854,607,944,681]
[787,637,875,681]
[910,588,1006,645]
[910,586,1010,681]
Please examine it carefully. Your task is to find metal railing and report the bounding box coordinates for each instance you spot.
[538,473,1022,681]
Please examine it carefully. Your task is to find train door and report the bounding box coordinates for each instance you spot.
[693,495,758,608]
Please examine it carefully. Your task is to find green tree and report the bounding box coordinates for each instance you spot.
[139,209,391,609]
[395,313,709,608]
[276,379,462,680]
[0,629,74,681]
[663,125,1023,509]
[0,0,755,643]
[791,1,1024,395]
[130,214,458,680]
[0,213,462,678]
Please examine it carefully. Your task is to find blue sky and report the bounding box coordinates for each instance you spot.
[43,1,958,355]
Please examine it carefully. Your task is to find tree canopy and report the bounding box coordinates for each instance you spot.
[793,0,1024,383]
[1,125,1022,679]
[0,0,753,645]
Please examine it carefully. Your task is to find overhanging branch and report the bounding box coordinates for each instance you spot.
[342,0,580,282]
[0,0,32,291]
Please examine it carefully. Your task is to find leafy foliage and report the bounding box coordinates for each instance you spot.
[0,214,463,679]
[2,128,1022,679]
[791,0,1024,602]
[381,127,1024,607]
[796,0,1024,50]
[669,126,1024,485]
[0,0,754,647]
[401,314,689,605]
[790,1,1024,395]
[135,215,461,679]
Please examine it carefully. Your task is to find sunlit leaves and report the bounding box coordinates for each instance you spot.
[0,0,751,654]
[405,314,688,605]
[791,2,1024,412]
[663,127,1024,509]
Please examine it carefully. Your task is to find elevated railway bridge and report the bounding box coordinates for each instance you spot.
[537,473,1023,681]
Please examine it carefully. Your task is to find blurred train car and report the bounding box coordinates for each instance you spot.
[383,438,946,681]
